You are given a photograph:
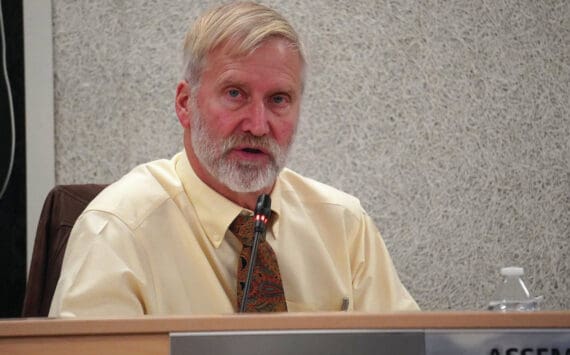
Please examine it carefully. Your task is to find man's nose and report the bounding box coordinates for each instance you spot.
[241,100,270,136]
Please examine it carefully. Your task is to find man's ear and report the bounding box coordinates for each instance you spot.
[175,81,192,128]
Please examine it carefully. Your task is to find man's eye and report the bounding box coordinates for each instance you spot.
[271,95,287,105]
[227,89,241,98]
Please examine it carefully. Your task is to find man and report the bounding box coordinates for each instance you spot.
[49,1,418,317]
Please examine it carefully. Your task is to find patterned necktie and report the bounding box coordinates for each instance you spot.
[230,213,288,312]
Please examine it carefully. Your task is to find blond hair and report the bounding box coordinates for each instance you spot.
[182,1,305,89]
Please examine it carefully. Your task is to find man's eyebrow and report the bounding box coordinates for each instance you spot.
[215,73,248,88]
[272,88,297,98]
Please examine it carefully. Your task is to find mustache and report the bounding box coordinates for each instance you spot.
[221,134,281,156]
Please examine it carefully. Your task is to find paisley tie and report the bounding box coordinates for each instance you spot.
[230,213,287,312]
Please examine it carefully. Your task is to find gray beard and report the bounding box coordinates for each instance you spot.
[190,107,290,193]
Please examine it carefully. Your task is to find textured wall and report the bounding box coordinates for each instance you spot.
[52,0,569,311]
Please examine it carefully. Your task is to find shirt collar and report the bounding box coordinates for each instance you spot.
[175,151,242,248]
[268,176,283,238]
[174,150,284,246]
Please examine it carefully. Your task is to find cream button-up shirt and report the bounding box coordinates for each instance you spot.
[49,151,418,317]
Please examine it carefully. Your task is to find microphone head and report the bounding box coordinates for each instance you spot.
[254,194,272,220]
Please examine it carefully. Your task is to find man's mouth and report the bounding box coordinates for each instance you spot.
[241,147,264,154]
[230,146,271,162]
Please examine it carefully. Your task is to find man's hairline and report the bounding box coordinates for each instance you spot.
[185,36,307,95]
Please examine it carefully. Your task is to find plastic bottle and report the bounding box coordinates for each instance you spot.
[487,266,542,312]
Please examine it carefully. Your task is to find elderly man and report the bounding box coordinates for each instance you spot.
[49,2,418,317]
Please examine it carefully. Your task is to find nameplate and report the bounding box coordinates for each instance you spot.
[170,329,570,355]
[170,329,425,355]
[426,330,570,355]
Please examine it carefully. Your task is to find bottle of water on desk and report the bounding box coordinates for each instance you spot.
[488,266,543,312]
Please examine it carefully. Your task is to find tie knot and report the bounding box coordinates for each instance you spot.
[230,214,255,246]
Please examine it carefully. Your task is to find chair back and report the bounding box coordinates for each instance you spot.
[21,184,107,317]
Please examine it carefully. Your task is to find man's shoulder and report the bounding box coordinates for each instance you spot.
[85,157,184,229]
[278,168,363,214]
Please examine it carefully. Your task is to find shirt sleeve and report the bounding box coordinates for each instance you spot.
[350,210,420,312]
[49,211,155,317]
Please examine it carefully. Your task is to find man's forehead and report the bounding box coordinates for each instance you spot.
[210,35,301,62]
[205,39,303,90]
[208,38,301,66]
[213,63,300,85]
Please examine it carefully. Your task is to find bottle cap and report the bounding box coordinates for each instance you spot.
[500,266,524,276]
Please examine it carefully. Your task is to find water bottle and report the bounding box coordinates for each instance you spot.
[487,266,542,312]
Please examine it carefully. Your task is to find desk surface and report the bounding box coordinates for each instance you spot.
[1,312,569,355]
[1,311,570,337]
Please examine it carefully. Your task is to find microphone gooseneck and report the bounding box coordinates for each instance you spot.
[239,194,271,313]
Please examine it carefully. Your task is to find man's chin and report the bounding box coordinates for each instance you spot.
[219,168,278,193]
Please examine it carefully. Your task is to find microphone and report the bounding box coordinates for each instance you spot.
[239,194,271,312]
[254,194,271,235]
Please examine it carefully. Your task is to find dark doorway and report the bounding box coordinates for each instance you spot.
[0,0,27,318]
